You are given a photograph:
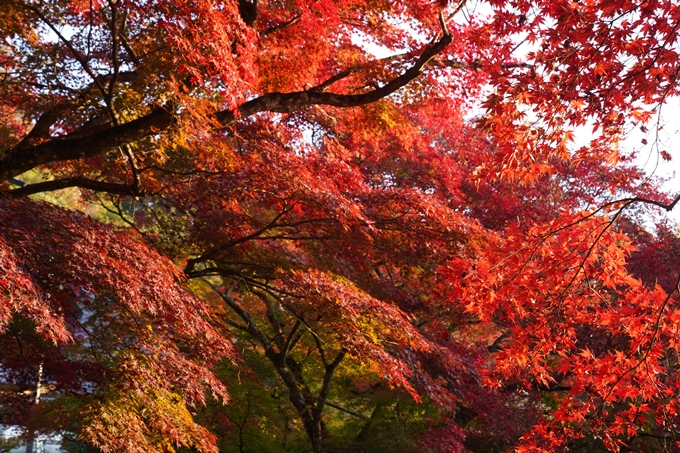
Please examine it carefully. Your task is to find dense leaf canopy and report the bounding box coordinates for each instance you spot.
[2,0,680,452]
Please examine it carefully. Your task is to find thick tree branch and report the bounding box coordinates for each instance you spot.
[308,52,415,93]
[9,177,145,198]
[0,106,174,181]
[0,23,451,183]
[15,71,139,150]
[252,290,286,350]
[16,103,74,148]
[216,29,452,124]
[238,0,259,27]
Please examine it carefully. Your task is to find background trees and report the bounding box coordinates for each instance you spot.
[2,0,680,452]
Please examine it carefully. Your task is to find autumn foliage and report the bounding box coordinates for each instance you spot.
[2,0,680,452]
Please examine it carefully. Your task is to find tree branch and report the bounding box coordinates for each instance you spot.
[313,349,346,423]
[14,71,139,150]
[216,289,272,350]
[283,320,302,358]
[488,329,511,353]
[261,13,301,37]
[9,177,145,198]
[625,193,680,211]
[0,21,452,182]
[0,106,174,181]
[216,28,452,124]
[324,400,365,419]
[184,202,294,273]
[252,290,286,350]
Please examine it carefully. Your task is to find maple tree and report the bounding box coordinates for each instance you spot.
[3,0,680,452]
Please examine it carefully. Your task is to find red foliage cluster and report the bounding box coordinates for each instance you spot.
[0,198,233,451]
[1,0,680,452]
